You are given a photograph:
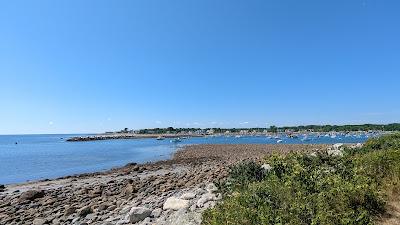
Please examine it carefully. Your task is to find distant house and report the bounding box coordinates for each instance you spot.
[206,129,214,135]
[195,129,205,135]
[240,130,248,135]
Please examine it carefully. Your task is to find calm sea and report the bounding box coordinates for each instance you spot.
[0,134,369,184]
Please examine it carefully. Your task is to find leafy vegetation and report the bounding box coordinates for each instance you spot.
[203,134,400,225]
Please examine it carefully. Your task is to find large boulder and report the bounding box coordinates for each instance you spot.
[165,210,202,225]
[19,190,45,201]
[163,197,189,210]
[126,207,151,223]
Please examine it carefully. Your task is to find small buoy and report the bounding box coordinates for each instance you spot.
[15,142,18,145]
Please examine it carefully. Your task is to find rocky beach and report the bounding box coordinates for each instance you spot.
[0,144,330,225]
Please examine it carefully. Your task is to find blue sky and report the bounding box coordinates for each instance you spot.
[0,0,399,134]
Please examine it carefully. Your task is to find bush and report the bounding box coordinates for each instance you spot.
[203,134,400,225]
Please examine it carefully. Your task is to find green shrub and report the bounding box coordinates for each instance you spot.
[215,161,266,195]
[203,134,400,225]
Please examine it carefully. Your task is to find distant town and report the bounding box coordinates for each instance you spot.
[112,123,400,135]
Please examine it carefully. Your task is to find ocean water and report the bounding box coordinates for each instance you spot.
[0,134,369,184]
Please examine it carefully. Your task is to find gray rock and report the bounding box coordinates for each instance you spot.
[32,218,46,225]
[206,183,218,193]
[261,164,272,172]
[126,207,152,223]
[333,143,344,150]
[180,192,196,200]
[197,193,216,208]
[71,217,80,224]
[327,149,343,157]
[151,208,162,218]
[165,210,202,225]
[163,197,189,210]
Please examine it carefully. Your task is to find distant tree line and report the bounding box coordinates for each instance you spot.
[132,123,400,134]
[279,123,400,132]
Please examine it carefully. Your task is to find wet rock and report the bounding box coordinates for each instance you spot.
[163,197,190,210]
[126,207,151,223]
[19,190,45,201]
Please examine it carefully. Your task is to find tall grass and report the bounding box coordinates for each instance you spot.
[203,134,400,225]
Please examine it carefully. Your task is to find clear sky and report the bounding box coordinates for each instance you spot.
[0,0,399,134]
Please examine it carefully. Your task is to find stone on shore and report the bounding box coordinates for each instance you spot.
[32,218,47,225]
[197,193,216,208]
[261,163,272,172]
[163,197,189,210]
[122,182,137,196]
[181,192,196,200]
[78,206,93,217]
[19,190,45,201]
[64,205,77,216]
[165,210,202,225]
[126,207,151,223]
[206,183,218,193]
[151,208,162,218]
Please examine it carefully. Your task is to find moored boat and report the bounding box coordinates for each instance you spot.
[170,138,182,143]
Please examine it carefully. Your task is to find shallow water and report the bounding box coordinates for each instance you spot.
[0,134,369,184]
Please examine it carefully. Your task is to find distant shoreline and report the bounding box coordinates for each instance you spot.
[66,133,205,142]
[66,130,388,142]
